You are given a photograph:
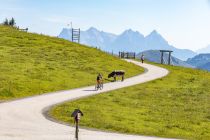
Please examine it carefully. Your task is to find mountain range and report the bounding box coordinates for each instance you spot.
[186,53,210,71]
[198,62,210,71]
[58,27,197,60]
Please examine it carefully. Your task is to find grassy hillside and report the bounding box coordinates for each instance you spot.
[0,25,143,101]
[50,64,210,140]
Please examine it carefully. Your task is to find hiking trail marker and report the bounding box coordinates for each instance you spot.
[71,109,83,140]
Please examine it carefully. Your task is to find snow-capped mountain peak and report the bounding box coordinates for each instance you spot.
[146,30,164,40]
[58,28,72,40]
[86,27,99,33]
[120,29,144,39]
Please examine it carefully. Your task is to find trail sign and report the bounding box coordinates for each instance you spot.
[71,109,83,140]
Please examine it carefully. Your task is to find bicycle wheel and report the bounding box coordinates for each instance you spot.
[100,83,103,90]
[95,84,99,91]
[95,84,100,91]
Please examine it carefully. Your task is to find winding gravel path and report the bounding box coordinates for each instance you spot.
[0,60,176,140]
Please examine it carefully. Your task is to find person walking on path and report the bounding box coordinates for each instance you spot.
[141,54,145,63]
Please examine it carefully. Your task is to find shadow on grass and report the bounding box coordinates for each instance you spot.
[104,78,115,82]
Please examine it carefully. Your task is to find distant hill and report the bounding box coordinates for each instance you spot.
[186,53,210,67]
[198,62,210,71]
[58,27,197,61]
[186,53,210,71]
[137,50,194,68]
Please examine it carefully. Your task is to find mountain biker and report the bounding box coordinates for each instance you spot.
[96,73,103,87]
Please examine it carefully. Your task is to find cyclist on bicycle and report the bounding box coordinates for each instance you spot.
[96,73,103,87]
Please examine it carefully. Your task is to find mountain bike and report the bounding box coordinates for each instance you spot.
[95,81,103,91]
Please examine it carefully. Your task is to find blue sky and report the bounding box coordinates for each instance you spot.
[1,0,210,51]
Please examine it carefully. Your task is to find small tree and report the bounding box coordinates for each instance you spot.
[3,18,9,25]
[9,17,16,27]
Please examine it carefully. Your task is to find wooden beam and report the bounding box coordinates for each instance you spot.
[161,51,164,64]
[168,52,172,65]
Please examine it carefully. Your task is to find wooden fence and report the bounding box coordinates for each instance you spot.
[119,52,136,59]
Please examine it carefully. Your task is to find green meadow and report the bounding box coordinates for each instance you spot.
[50,64,210,140]
[0,25,143,101]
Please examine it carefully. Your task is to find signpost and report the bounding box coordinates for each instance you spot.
[71,109,83,140]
